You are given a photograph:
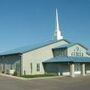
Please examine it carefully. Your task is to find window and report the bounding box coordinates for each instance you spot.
[36,63,40,72]
[10,64,12,69]
[82,53,84,56]
[30,63,32,74]
[16,63,20,72]
[75,64,80,71]
[0,64,2,71]
[53,48,67,57]
[3,64,5,72]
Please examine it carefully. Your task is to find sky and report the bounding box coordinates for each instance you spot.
[0,0,90,52]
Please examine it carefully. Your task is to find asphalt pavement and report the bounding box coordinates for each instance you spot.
[0,75,90,90]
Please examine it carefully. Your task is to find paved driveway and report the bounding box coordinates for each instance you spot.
[0,75,90,90]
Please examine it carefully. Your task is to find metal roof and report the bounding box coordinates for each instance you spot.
[43,56,90,63]
[0,39,70,56]
[53,43,88,50]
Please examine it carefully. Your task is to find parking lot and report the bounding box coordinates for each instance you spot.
[0,75,90,90]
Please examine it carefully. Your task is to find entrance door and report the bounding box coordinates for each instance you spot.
[74,63,81,75]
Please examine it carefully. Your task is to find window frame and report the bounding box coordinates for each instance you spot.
[36,63,40,72]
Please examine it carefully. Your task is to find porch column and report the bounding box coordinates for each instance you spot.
[58,64,60,76]
[81,64,85,76]
[70,63,75,77]
[58,72,60,76]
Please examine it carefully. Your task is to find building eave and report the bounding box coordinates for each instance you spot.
[0,53,22,57]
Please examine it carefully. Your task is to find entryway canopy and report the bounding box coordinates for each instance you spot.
[43,56,90,63]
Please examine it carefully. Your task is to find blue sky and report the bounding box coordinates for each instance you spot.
[0,0,90,52]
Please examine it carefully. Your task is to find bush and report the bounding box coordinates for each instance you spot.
[13,71,17,76]
[2,71,5,73]
[21,73,57,78]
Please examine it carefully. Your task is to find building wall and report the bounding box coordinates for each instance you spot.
[0,54,21,75]
[67,45,87,57]
[21,40,69,75]
[44,63,70,76]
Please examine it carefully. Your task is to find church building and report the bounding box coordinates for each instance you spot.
[0,9,90,77]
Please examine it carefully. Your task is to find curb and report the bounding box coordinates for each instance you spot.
[0,73,26,80]
[0,73,62,80]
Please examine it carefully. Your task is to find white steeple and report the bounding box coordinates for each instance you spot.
[53,8,63,41]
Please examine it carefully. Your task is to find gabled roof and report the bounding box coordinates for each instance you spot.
[0,39,70,56]
[43,56,90,63]
[53,43,88,50]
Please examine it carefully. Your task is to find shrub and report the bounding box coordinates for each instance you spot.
[21,73,57,78]
[13,71,17,76]
[2,71,5,73]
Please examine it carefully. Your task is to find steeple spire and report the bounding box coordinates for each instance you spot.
[53,8,63,41]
